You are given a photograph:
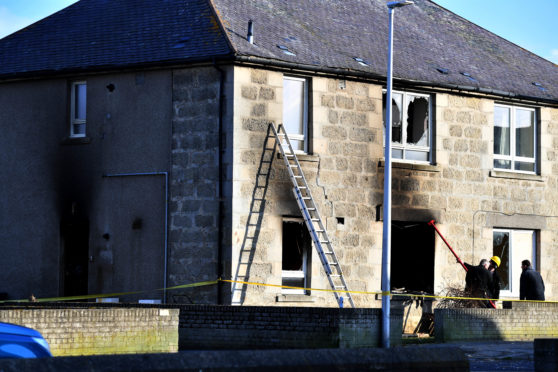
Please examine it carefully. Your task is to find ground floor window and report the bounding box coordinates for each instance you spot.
[493,229,536,297]
[391,221,435,293]
[282,219,311,294]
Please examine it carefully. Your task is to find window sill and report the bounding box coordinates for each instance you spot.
[378,160,440,172]
[60,136,91,145]
[277,153,319,163]
[489,170,543,182]
[276,294,315,303]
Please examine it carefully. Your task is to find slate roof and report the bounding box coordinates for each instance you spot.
[1,0,557,104]
[0,0,232,77]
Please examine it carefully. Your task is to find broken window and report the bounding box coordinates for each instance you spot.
[493,229,536,297]
[383,90,431,162]
[391,221,434,293]
[282,219,311,294]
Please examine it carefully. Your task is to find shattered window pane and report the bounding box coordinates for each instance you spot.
[383,90,431,162]
[406,95,429,146]
[382,92,403,144]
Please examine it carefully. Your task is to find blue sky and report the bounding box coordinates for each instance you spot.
[0,0,557,64]
[0,0,77,38]
[434,0,558,64]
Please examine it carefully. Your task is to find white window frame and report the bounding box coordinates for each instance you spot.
[281,218,309,295]
[493,103,537,174]
[282,76,309,154]
[70,81,87,138]
[383,89,432,163]
[493,228,536,298]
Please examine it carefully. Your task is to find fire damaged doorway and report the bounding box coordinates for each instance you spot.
[60,202,89,297]
[391,221,434,293]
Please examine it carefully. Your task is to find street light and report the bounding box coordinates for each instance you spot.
[382,0,414,349]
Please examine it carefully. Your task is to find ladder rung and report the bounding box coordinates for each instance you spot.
[272,124,353,307]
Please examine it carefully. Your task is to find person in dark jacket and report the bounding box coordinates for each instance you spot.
[463,259,493,307]
[488,256,501,301]
[520,260,545,301]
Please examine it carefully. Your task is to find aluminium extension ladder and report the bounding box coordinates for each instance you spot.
[270,123,355,308]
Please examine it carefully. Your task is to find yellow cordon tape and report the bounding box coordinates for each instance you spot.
[0,280,219,303]
[0,278,553,304]
[219,279,556,304]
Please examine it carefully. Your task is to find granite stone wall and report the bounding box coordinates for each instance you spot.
[229,65,558,310]
[168,67,231,304]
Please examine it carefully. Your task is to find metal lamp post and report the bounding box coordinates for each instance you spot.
[382,0,414,349]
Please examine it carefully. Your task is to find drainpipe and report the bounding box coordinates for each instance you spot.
[102,171,169,303]
[213,59,225,305]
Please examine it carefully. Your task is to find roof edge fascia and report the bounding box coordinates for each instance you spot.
[233,55,558,107]
[0,54,236,83]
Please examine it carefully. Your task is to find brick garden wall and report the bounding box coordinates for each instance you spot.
[177,305,403,349]
[0,304,179,356]
[435,302,558,342]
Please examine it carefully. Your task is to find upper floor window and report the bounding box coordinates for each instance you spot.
[383,90,431,162]
[283,76,308,153]
[494,104,536,173]
[70,81,87,138]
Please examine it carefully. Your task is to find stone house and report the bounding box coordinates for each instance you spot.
[0,0,557,321]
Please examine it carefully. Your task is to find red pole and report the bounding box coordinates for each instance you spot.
[428,220,467,272]
[428,219,496,309]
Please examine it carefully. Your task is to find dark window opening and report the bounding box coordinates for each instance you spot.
[406,97,429,145]
[282,220,311,293]
[61,202,89,297]
[391,221,434,293]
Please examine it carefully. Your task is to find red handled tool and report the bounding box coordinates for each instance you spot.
[428,220,496,309]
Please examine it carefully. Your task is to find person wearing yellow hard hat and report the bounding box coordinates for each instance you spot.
[488,256,501,303]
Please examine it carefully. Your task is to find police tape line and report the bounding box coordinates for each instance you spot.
[0,278,552,304]
[0,280,219,303]
[220,279,553,304]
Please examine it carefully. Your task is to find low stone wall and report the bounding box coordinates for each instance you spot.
[0,303,179,356]
[0,346,469,371]
[177,305,403,349]
[435,302,558,342]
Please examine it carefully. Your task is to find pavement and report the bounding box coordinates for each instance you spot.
[412,341,535,371]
